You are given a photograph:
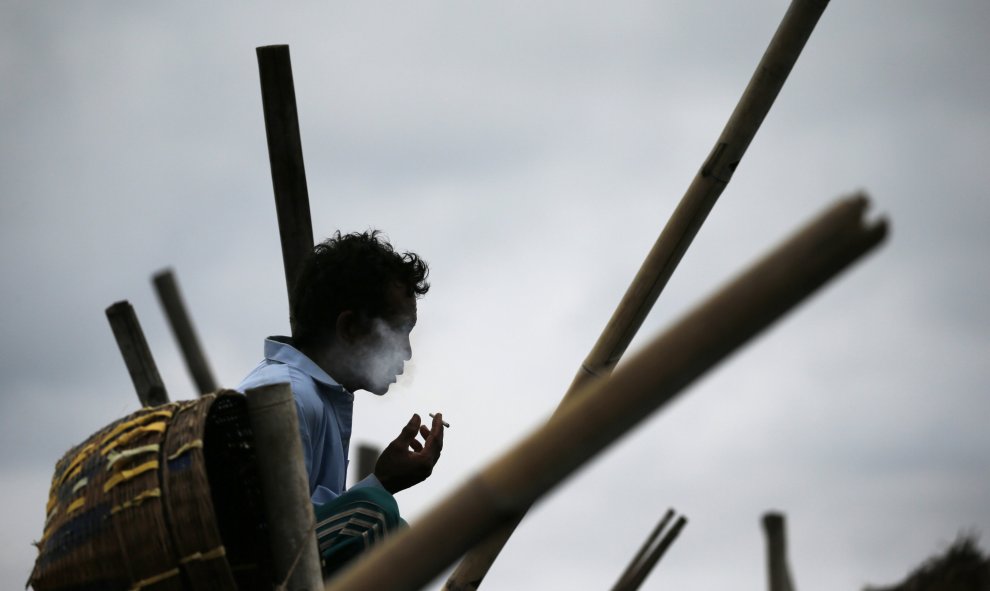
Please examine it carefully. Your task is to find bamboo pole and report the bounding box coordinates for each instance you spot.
[257,44,315,337]
[611,509,675,591]
[763,512,796,591]
[105,300,169,407]
[571,0,831,395]
[326,195,888,591]
[445,1,831,587]
[152,268,218,395]
[615,516,687,591]
[245,382,323,591]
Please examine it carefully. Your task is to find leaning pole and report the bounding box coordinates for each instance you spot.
[445,0,831,588]
[257,44,315,338]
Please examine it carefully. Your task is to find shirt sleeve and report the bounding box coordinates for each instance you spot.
[311,484,341,506]
[293,396,317,493]
[349,473,387,493]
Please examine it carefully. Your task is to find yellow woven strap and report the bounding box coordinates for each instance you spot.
[106,444,161,470]
[70,476,89,495]
[103,460,159,493]
[65,497,85,516]
[127,568,179,591]
[62,464,83,490]
[179,545,226,564]
[55,442,97,492]
[44,506,58,529]
[110,488,162,515]
[166,439,203,461]
[100,409,174,447]
[102,423,167,455]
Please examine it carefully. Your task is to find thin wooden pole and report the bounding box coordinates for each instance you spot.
[246,382,323,591]
[611,509,675,591]
[616,516,688,591]
[152,268,218,395]
[105,300,169,407]
[326,196,888,591]
[445,1,831,587]
[257,44,315,338]
[763,512,797,591]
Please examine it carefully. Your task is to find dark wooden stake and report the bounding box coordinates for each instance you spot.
[356,443,381,483]
[152,268,218,395]
[257,44,315,337]
[763,512,797,591]
[105,301,169,407]
[445,1,832,587]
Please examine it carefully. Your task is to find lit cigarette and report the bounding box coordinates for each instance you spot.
[429,413,450,428]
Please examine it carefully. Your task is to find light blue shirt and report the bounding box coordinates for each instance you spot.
[237,337,384,506]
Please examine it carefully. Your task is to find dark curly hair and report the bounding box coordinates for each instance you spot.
[290,230,429,348]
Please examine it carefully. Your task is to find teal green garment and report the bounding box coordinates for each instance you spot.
[315,486,405,576]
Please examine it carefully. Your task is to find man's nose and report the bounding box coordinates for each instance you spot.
[401,336,412,361]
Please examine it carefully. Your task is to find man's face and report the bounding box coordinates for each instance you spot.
[349,283,417,395]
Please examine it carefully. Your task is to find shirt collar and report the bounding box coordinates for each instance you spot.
[263,336,348,392]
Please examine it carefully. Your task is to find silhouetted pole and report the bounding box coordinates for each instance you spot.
[763,512,796,591]
[612,509,677,591]
[613,509,674,590]
[106,301,169,407]
[445,1,832,587]
[614,515,687,591]
[326,195,888,591]
[356,443,381,482]
[257,44,315,337]
[152,268,217,395]
[246,382,323,591]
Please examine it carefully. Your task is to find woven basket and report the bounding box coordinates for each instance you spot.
[30,391,273,591]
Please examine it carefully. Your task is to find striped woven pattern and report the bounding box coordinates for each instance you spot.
[29,391,270,591]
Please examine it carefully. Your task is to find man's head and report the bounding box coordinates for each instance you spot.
[291,230,429,394]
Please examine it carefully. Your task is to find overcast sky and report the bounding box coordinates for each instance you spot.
[2,1,989,589]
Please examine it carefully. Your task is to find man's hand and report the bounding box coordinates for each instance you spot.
[374,413,445,494]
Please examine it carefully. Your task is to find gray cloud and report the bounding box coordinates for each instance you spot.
[4,0,989,588]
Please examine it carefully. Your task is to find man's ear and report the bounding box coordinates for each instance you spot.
[335,310,369,344]
[335,310,358,343]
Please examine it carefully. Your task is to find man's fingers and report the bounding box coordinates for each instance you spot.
[423,413,444,458]
[431,413,445,443]
[409,438,423,452]
[392,414,421,447]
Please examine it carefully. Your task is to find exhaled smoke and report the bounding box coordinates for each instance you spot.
[353,317,414,394]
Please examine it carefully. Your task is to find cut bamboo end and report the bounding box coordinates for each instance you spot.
[105,300,169,407]
[245,382,323,590]
[763,512,796,591]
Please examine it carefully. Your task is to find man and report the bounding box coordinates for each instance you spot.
[238,230,444,575]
